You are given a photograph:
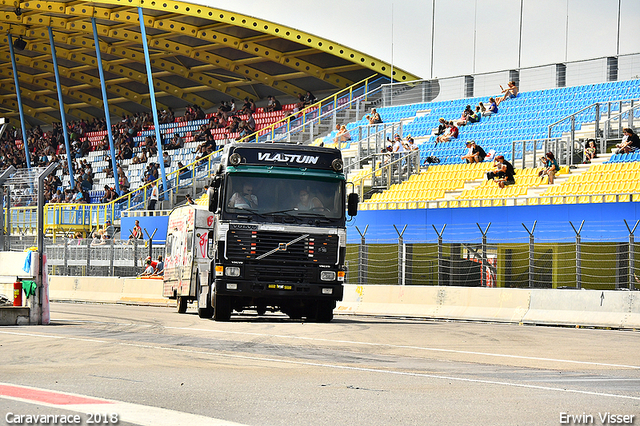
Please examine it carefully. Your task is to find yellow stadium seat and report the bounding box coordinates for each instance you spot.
[540,197,551,205]
[619,194,631,202]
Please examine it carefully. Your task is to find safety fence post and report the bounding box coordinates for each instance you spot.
[476,223,491,287]
[356,225,368,286]
[624,219,639,291]
[569,220,585,289]
[432,224,446,286]
[394,225,408,286]
[522,221,537,288]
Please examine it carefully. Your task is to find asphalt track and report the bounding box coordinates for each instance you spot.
[0,302,639,426]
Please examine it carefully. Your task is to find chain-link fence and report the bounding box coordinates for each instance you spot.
[345,220,640,290]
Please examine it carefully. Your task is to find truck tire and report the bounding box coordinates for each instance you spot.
[197,277,214,319]
[213,294,232,321]
[315,301,334,323]
[177,296,187,314]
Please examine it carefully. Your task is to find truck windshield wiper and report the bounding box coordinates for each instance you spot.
[229,208,267,218]
[263,208,298,217]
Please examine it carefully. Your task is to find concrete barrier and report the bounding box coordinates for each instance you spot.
[49,276,172,307]
[48,277,640,329]
[337,285,531,323]
[522,289,640,329]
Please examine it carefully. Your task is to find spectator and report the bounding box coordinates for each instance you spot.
[294,94,306,111]
[366,108,382,125]
[128,219,143,242]
[153,255,164,276]
[496,81,519,106]
[461,141,486,164]
[615,128,640,154]
[435,117,447,136]
[185,194,195,205]
[103,219,115,239]
[538,152,559,184]
[101,185,116,203]
[487,155,516,188]
[265,95,282,112]
[334,125,351,144]
[584,139,597,163]
[455,105,474,126]
[148,181,159,210]
[165,133,184,150]
[436,121,458,144]
[177,161,192,180]
[483,98,498,117]
[467,106,481,124]
[138,259,155,277]
[304,91,316,106]
[163,151,171,168]
[118,170,130,192]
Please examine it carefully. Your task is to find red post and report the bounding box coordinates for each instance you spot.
[13,281,22,306]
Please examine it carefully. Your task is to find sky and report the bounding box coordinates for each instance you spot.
[192,0,640,80]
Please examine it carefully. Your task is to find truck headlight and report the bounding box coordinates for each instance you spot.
[320,271,336,281]
[321,288,333,295]
[226,267,240,277]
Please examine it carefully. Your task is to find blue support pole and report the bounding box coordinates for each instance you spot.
[138,7,168,194]
[7,34,31,169]
[48,27,75,189]
[90,18,120,195]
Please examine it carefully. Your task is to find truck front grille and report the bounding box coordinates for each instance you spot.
[226,230,339,265]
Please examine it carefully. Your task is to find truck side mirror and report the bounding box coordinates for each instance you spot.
[347,192,359,217]
[207,187,218,212]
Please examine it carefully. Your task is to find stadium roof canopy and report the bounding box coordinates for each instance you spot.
[0,0,421,126]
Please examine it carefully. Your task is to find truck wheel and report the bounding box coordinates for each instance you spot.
[315,301,334,323]
[197,277,214,319]
[177,296,187,314]
[213,295,232,321]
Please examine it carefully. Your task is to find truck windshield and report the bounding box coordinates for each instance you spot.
[224,174,343,220]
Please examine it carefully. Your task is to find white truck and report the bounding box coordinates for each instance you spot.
[163,143,358,322]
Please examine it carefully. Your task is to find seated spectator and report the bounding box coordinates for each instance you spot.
[294,94,306,112]
[615,128,640,154]
[128,219,143,243]
[152,255,165,276]
[138,259,155,277]
[101,185,116,204]
[455,105,474,126]
[163,151,171,168]
[304,91,316,106]
[177,161,192,180]
[366,108,382,125]
[185,194,195,205]
[461,141,486,163]
[165,133,184,150]
[486,155,515,188]
[436,121,458,144]
[265,95,282,112]
[478,102,486,114]
[132,147,148,165]
[118,170,130,192]
[584,139,597,163]
[467,106,481,124]
[483,98,498,117]
[538,151,559,184]
[434,118,447,136]
[334,125,351,144]
[496,81,519,106]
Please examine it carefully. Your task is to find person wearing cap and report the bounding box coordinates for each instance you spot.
[103,220,115,239]
[138,259,155,277]
[461,141,487,164]
[487,155,515,188]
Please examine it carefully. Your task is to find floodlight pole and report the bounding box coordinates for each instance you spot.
[7,34,31,169]
[138,7,168,194]
[91,18,120,195]
[48,27,75,188]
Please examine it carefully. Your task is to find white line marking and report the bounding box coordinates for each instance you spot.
[2,329,640,402]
